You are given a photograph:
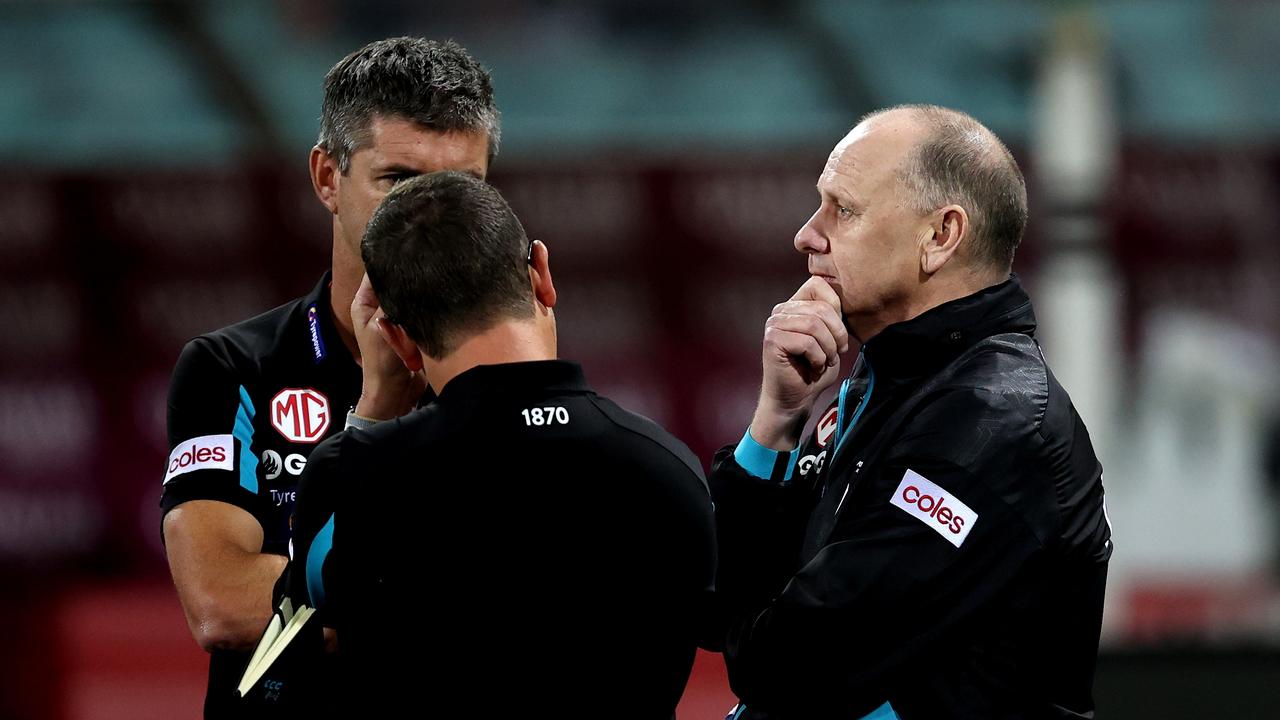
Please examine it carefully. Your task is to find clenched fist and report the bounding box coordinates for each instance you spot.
[749,276,849,450]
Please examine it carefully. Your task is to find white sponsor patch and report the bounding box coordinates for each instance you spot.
[164,434,234,484]
[890,469,978,548]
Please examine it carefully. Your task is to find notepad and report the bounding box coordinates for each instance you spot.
[236,597,317,697]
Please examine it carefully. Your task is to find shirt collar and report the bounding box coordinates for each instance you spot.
[300,271,358,371]
[436,360,590,404]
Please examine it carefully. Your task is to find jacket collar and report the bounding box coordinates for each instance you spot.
[860,274,1036,381]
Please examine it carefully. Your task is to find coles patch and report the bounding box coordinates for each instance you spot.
[889,469,978,548]
[164,434,234,484]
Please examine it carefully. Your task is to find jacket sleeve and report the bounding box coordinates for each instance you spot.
[288,433,343,627]
[705,424,826,651]
[723,388,1049,717]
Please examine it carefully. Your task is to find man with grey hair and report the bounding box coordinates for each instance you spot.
[159,37,499,716]
[707,105,1112,719]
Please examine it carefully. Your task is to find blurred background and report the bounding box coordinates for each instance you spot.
[2,0,1279,717]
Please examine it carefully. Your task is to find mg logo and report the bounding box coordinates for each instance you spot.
[816,407,839,448]
[270,388,330,443]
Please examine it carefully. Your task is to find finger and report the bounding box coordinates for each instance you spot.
[790,276,842,313]
[353,276,386,328]
[767,312,839,365]
[807,301,849,354]
[353,274,379,310]
[771,301,849,355]
[374,316,397,347]
[766,327,831,374]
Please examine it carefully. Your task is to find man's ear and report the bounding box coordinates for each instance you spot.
[376,318,424,372]
[921,205,968,275]
[528,240,557,310]
[310,145,340,215]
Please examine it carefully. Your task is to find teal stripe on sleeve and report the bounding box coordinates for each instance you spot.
[307,513,335,609]
[233,386,258,493]
[732,428,801,483]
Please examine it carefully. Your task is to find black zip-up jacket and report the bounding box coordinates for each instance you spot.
[709,277,1112,720]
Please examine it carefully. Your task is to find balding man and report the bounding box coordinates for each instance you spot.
[708,105,1112,719]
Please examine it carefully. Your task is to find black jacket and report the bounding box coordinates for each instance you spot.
[709,277,1112,720]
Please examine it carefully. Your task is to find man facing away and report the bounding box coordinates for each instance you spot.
[708,105,1112,719]
[288,172,717,718]
[159,38,499,716]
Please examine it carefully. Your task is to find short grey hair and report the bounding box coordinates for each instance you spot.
[862,104,1028,270]
[317,37,501,173]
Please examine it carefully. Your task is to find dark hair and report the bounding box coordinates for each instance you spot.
[318,37,501,172]
[863,104,1028,270]
[361,172,532,358]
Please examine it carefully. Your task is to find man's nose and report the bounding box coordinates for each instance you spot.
[794,210,825,254]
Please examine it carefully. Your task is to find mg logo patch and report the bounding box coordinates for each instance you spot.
[270,388,330,443]
[816,407,839,448]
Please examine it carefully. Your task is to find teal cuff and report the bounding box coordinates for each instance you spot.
[733,428,801,483]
